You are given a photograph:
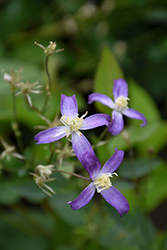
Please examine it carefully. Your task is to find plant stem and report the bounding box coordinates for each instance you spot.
[41,55,51,114]
[45,56,51,91]
[53,169,92,182]
[11,92,23,153]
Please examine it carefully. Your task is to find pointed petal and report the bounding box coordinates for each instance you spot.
[81,114,111,130]
[35,127,66,144]
[123,108,147,127]
[100,148,124,174]
[101,186,129,216]
[107,110,124,135]
[12,152,25,160]
[88,93,114,109]
[60,94,78,117]
[71,133,101,179]
[113,79,128,101]
[67,183,95,210]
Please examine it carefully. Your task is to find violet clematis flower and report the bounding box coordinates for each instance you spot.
[67,148,129,216]
[88,79,147,135]
[35,94,111,163]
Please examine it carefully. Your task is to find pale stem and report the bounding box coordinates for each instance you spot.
[53,169,92,182]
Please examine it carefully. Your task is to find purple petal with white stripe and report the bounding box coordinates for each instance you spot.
[123,108,147,127]
[100,148,124,175]
[81,114,111,130]
[71,133,101,179]
[107,110,124,135]
[67,182,95,210]
[113,79,128,101]
[35,126,66,144]
[60,94,78,118]
[101,186,129,216]
[88,93,114,109]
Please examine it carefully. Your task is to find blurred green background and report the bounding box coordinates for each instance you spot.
[0,0,167,249]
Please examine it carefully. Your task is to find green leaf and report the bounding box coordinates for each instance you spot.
[139,162,167,212]
[118,158,162,179]
[136,120,167,155]
[94,47,124,114]
[11,180,47,202]
[128,78,161,122]
[107,120,164,155]
[49,193,84,226]
[0,180,19,205]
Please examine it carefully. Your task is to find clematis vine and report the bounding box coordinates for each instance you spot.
[67,147,129,216]
[35,94,111,163]
[88,79,147,135]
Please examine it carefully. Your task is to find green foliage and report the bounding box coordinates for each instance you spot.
[0,0,167,249]
[94,47,124,114]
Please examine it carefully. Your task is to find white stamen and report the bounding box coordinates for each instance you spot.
[114,96,129,112]
[94,172,118,193]
[60,112,88,137]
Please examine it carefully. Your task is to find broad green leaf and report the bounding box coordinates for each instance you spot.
[136,120,167,155]
[139,162,167,212]
[0,212,50,250]
[49,193,84,226]
[128,78,161,122]
[107,120,164,155]
[0,180,19,205]
[94,47,124,114]
[11,180,47,202]
[118,158,162,179]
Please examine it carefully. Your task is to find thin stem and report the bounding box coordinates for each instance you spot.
[99,126,108,141]
[41,56,51,114]
[47,152,55,165]
[92,126,108,150]
[45,56,51,91]
[11,92,23,153]
[12,92,17,121]
[53,169,92,182]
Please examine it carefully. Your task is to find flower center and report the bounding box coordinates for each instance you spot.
[60,112,88,137]
[114,95,129,112]
[94,172,118,193]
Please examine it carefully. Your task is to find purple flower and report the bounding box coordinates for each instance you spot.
[67,148,129,216]
[88,79,147,135]
[35,94,111,163]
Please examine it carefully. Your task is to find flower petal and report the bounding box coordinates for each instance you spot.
[60,94,78,118]
[107,110,124,135]
[100,148,124,174]
[71,133,101,179]
[67,182,95,210]
[113,79,128,101]
[101,186,129,216]
[88,93,114,109]
[35,127,66,144]
[81,114,111,130]
[123,108,147,127]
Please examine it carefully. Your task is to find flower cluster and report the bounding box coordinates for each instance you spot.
[15,80,42,107]
[34,41,64,56]
[30,164,56,197]
[3,68,23,92]
[0,136,24,161]
[34,79,147,216]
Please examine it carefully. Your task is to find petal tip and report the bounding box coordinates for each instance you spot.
[140,118,147,127]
